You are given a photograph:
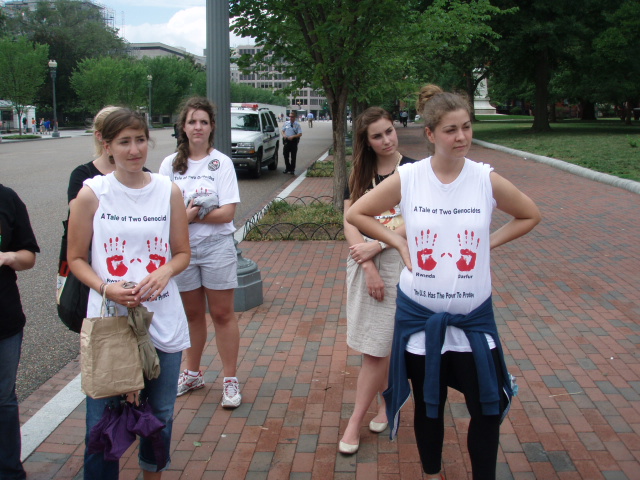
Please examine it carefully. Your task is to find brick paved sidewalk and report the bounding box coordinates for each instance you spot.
[20,125,640,479]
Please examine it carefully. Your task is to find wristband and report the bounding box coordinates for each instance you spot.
[378,241,387,251]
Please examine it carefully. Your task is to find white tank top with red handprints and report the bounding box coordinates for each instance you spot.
[398,158,496,354]
[84,173,189,353]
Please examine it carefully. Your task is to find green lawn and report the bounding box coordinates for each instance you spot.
[472,117,640,181]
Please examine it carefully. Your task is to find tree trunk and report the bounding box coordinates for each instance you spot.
[532,49,551,132]
[580,101,596,120]
[327,87,349,211]
[465,72,477,122]
[624,101,633,125]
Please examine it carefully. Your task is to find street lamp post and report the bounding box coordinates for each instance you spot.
[147,74,153,128]
[48,59,60,138]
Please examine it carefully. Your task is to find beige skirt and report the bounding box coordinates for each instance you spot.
[346,247,404,357]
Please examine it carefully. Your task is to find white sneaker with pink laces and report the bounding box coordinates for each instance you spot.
[221,377,242,408]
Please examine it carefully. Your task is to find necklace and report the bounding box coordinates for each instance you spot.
[372,152,402,187]
[114,172,149,204]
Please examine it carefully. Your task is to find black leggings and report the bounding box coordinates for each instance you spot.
[405,350,507,480]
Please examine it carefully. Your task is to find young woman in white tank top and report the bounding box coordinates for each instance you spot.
[346,85,541,480]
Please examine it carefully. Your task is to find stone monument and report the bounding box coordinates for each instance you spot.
[473,71,497,115]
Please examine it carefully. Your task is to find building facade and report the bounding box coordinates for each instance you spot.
[232,45,328,118]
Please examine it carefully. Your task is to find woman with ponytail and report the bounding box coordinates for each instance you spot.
[159,97,242,408]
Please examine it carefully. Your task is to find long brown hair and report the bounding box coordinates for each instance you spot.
[416,84,471,154]
[348,107,394,203]
[173,96,216,175]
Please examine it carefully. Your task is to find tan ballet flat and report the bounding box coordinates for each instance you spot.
[338,439,359,455]
[369,419,388,433]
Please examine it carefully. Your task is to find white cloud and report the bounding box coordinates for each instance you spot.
[122,6,252,57]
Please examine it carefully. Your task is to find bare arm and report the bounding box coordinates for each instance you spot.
[0,250,36,271]
[67,186,136,306]
[345,172,412,270]
[490,172,541,249]
[67,186,102,293]
[133,184,190,302]
[344,198,383,263]
[344,198,386,301]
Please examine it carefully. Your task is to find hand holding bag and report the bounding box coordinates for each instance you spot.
[81,286,145,399]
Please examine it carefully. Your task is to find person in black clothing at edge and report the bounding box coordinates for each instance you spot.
[281,111,302,175]
[0,184,39,480]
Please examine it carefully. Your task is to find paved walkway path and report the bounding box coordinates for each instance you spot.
[19,125,640,479]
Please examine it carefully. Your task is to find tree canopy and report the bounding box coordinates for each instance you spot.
[0,36,49,134]
[3,0,127,116]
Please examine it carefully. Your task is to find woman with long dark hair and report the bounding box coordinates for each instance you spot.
[339,107,416,454]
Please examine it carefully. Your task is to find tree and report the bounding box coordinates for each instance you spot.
[0,36,49,135]
[5,0,128,117]
[590,0,640,124]
[490,0,587,132]
[230,0,408,210]
[142,56,202,118]
[70,56,147,112]
[230,83,288,106]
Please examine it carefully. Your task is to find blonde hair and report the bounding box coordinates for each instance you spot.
[416,84,470,153]
[92,106,122,157]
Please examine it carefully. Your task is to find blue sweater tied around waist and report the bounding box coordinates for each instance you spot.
[383,287,513,440]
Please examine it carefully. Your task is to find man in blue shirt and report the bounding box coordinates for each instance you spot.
[281,112,302,175]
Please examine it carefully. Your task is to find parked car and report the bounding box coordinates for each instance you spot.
[230,105,280,178]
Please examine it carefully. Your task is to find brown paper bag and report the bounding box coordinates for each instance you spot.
[80,291,144,399]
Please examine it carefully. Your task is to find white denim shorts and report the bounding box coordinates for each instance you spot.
[175,234,238,292]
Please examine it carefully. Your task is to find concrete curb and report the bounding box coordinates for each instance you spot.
[473,139,640,195]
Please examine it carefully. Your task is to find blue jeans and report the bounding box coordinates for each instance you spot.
[0,331,26,480]
[84,349,182,479]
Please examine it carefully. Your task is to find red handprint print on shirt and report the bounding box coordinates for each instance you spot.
[456,230,480,272]
[415,229,438,271]
[146,237,168,273]
[104,237,128,277]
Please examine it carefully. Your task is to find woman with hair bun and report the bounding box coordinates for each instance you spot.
[346,85,541,479]
[159,97,242,408]
[338,107,416,455]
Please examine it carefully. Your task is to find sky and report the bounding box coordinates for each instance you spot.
[101,0,251,57]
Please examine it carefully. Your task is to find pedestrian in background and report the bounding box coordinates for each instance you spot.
[347,84,541,479]
[159,97,243,408]
[281,111,302,175]
[0,184,39,480]
[339,107,416,455]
